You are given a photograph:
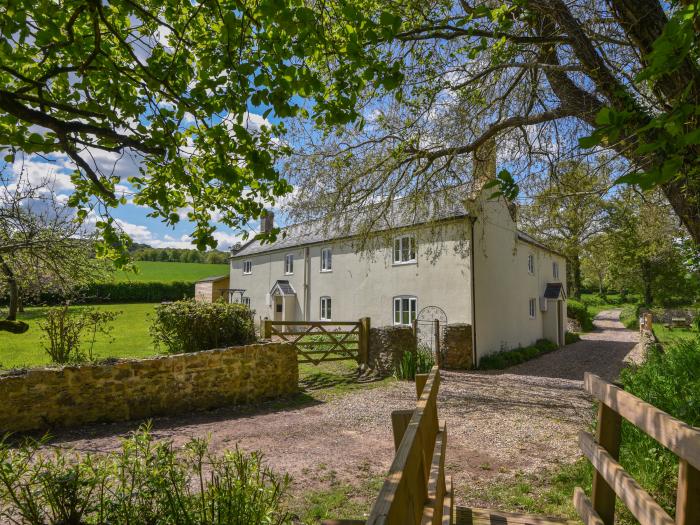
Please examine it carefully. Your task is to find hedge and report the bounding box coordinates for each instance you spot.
[150,299,256,353]
[478,339,559,370]
[567,299,594,331]
[1,282,195,307]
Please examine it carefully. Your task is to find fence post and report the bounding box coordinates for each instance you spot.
[676,459,700,525]
[591,402,622,525]
[644,312,653,332]
[433,319,441,369]
[262,318,272,339]
[359,317,370,367]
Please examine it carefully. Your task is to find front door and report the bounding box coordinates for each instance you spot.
[556,300,564,347]
[273,295,284,321]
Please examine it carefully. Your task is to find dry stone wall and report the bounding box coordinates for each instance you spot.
[369,326,416,376]
[0,343,298,433]
[440,323,473,370]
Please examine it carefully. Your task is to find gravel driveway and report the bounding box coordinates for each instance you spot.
[47,309,638,513]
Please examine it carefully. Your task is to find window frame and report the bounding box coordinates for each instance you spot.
[284,253,294,275]
[527,254,535,275]
[242,260,252,275]
[393,234,417,265]
[320,247,332,272]
[320,296,332,321]
[553,261,559,279]
[393,295,418,326]
[529,298,537,319]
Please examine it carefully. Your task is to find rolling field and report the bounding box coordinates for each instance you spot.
[113,261,229,282]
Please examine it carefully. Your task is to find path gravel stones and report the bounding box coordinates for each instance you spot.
[47,309,638,511]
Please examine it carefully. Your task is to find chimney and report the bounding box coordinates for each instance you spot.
[260,210,274,234]
[472,137,497,187]
[230,242,242,255]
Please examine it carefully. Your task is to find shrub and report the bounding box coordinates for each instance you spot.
[0,425,290,524]
[151,299,255,354]
[619,337,700,514]
[620,303,640,330]
[564,331,581,345]
[394,346,435,380]
[479,339,558,370]
[40,305,120,364]
[567,300,594,331]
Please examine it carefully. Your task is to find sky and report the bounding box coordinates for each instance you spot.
[4,109,280,252]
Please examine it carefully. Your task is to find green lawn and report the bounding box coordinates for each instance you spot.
[113,261,229,282]
[1,303,158,369]
[653,324,698,346]
[1,304,385,400]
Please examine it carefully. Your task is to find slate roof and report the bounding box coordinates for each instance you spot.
[231,190,564,258]
[233,190,471,258]
[270,280,296,295]
[196,275,229,283]
[543,282,566,299]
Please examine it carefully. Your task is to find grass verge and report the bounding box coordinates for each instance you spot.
[478,339,558,370]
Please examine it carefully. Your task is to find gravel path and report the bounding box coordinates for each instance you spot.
[47,309,639,511]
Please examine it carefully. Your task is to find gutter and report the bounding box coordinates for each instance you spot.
[469,216,478,368]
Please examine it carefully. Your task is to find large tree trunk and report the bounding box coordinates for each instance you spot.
[0,255,18,321]
[640,259,654,306]
[568,253,582,299]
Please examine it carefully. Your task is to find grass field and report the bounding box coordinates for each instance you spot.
[113,261,229,282]
[1,303,157,369]
[1,303,378,399]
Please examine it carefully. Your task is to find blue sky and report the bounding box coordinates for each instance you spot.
[5,109,281,251]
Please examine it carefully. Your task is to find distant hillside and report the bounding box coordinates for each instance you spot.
[113,261,229,283]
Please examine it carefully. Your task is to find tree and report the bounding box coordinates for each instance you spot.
[581,235,614,296]
[0,0,401,254]
[519,160,611,298]
[606,189,695,306]
[0,171,110,333]
[289,0,700,247]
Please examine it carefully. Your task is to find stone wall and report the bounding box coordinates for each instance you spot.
[369,326,416,376]
[440,323,473,370]
[0,343,298,433]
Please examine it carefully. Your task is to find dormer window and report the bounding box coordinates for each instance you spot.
[285,254,294,275]
[393,235,416,264]
[321,248,332,272]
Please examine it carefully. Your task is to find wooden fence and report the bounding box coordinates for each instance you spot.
[262,318,369,366]
[323,366,452,525]
[575,372,700,525]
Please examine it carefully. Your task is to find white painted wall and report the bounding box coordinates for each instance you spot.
[230,221,472,327]
[229,193,567,361]
[468,193,567,362]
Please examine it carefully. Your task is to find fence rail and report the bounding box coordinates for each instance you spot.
[575,372,700,525]
[364,366,452,524]
[262,318,369,366]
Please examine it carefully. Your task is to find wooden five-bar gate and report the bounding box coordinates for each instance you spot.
[262,318,370,366]
[324,367,700,525]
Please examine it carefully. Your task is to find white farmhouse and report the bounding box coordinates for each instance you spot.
[227,153,567,365]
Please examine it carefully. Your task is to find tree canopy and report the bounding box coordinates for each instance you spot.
[287,0,700,248]
[0,0,401,256]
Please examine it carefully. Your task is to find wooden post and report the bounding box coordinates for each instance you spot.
[416,373,428,399]
[434,318,441,369]
[644,312,653,332]
[412,318,418,338]
[391,409,414,451]
[676,459,700,525]
[591,402,622,525]
[359,317,370,367]
[262,318,272,339]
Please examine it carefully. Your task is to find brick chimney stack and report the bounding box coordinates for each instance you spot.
[472,137,497,187]
[260,210,274,234]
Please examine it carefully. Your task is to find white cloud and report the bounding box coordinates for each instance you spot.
[212,230,243,249]
[11,156,75,192]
